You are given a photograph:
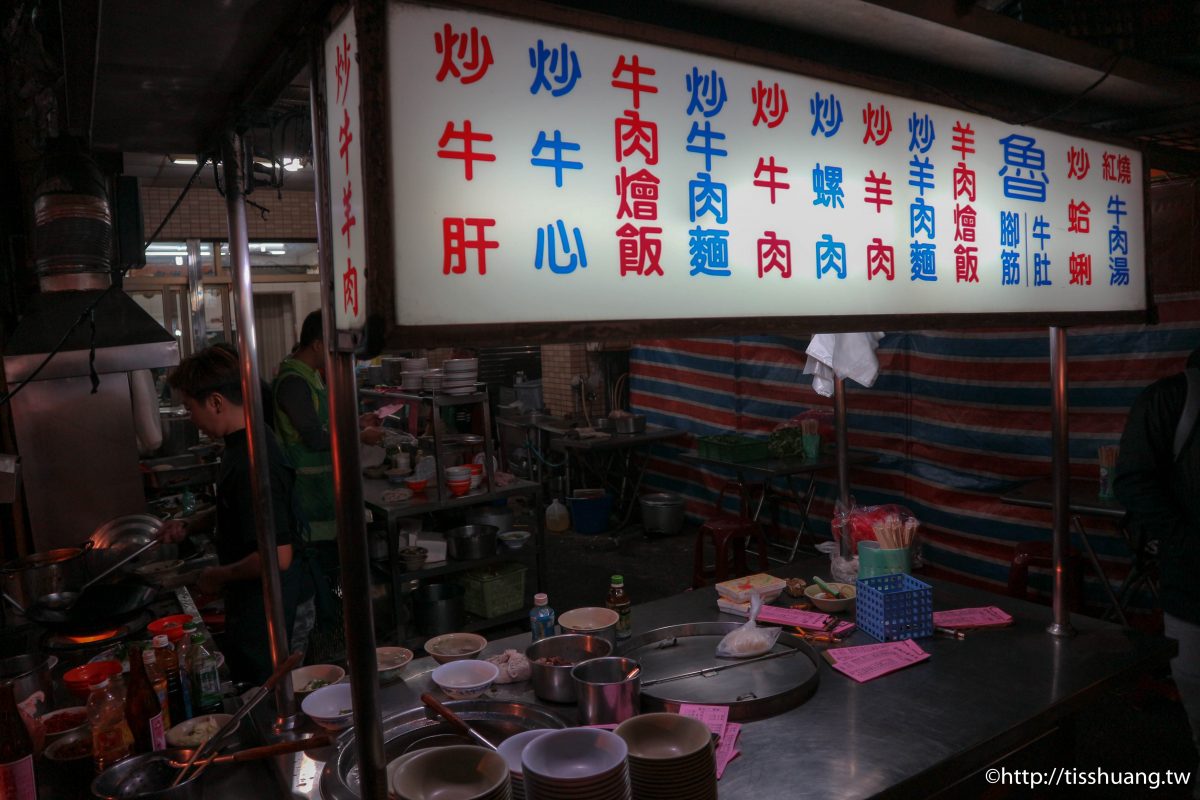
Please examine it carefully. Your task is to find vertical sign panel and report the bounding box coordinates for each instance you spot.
[387,3,1145,327]
[324,10,367,332]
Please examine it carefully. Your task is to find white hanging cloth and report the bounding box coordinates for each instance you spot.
[803,333,886,397]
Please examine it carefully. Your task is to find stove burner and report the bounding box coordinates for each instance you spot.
[41,612,152,653]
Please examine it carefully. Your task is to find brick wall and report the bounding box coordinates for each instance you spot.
[141,186,318,240]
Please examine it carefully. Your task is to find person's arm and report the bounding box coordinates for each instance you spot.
[275,375,330,451]
[197,544,293,595]
[1114,378,1188,546]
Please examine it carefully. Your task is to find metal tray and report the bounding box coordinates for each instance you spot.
[618,621,820,722]
[320,699,567,800]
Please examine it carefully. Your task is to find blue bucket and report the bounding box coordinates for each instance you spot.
[568,494,613,534]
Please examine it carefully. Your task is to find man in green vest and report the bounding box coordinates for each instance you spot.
[273,311,385,542]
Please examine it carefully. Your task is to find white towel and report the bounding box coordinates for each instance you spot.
[804,333,885,397]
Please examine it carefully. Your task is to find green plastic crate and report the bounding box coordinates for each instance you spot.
[697,434,771,463]
[460,562,527,618]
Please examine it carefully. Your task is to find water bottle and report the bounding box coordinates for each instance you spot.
[530,593,556,641]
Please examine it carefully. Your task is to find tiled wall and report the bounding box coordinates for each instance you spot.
[141,187,318,240]
[541,343,603,419]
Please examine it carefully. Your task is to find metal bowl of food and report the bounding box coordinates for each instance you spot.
[526,634,613,703]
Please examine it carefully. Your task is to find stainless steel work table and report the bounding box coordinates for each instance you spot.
[265,558,1174,799]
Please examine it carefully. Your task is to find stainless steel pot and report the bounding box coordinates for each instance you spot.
[1,546,89,611]
[91,747,208,799]
[159,407,200,456]
[526,634,613,703]
[466,505,514,532]
[613,414,646,434]
[0,653,55,708]
[445,525,498,561]
[639,492,685,535]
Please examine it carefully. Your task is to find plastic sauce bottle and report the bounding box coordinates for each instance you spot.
[124,646,166,753]
[177,623,196,720]
[607,575,633,640]
[153,635,186,726]
[0,682,36,799]
[545,499,570,533]
[189,633,223,715]
[143,648,171,730]
[88,678,133,773]
[529,593,556,641]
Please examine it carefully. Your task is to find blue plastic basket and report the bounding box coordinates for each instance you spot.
[568,494,612,534]
[855,574,934,642]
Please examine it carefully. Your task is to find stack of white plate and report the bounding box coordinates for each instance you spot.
[497,729,553,800]
[521,728,631,800]
[400,357,428,391]
[388,745,511,800]
[441,358,479,396]
[421,369,444,392]
[615,714,717,800]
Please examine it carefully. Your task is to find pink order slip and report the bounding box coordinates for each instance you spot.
[932,606,1013,629]
[715,722,742,779]
[824,639,930,683]
[678,704,728,741]
[755,604,835,631]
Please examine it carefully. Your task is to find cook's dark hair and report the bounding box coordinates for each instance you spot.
[299,310,324,349]
[168,345,243,404]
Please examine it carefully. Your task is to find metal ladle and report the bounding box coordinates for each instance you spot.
[35,539,160,611]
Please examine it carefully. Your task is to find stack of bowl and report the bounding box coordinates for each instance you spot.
[441,358,479,396]
[421,369,444,393]
[498,730,553,800]
[521,728,631,800]
[615,713,717,800]
[400,357,427,391]
[389,745,509,800]
[445,465,473,497]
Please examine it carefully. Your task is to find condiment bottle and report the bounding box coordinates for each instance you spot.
[124,646,166,753]
[177,623,197,720]
[88,678,133,773]
[143,647,171,730]
[545,499,569,533]
[529,593,556,641]
[0,682,36,799]
[606,575,633,640]
[189,633,223,715]
[153,634,186,725]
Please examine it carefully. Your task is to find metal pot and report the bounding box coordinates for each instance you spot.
[158,406,200,456]
[613,414,646,435]
[526,634,613,703]
[1,546,90,611]
[465,505,514,533]
[0,653,55,708]
[91,747,208,799]
[639,493,685,535]
[445,525,498,561]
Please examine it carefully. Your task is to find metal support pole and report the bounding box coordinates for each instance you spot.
[833,377,851,509]
[185,238,207,350]
[1047,326,1075,638]
[219,131,300,724]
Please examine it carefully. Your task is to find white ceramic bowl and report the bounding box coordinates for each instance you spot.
[498,530,531,551]
[424,632,487,664]
[521,727,629,781]
[431,659,499,700]
[291,664,346,695]
[445,465,472,481]
[498,729,553,775]
[301,683,355,731]
[391,745,508,800]
[165,713,235,748]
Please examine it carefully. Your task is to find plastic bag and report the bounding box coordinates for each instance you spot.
[816,540,859,583]
[486,649,532,684]
[715,594,782,658]
[831,502,918,555]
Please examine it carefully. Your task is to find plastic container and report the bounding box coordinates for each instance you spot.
[515,379,544,412]
[461,562,527,618]
[697,434,772,463]
[568,494,612,535]
[545,499,570,533]
[855,574,934,642]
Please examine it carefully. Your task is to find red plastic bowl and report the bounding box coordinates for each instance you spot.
[63,661,122,699]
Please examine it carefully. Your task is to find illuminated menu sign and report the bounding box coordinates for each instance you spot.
[386,3,1145,327]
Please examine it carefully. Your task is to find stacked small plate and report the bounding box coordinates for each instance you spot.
[497,729,553,800]
[615,714,717,800]
[421,369,444,392]
[521,728,631,800]
[442,358,479,395]
[388,745,511,800]
[400,357,427,391]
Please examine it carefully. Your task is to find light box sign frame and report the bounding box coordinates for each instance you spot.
[368,0,1149,347]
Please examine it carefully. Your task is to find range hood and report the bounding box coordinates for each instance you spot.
[3,289,179,382]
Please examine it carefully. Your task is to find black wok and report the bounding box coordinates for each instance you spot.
[24,581,157,629]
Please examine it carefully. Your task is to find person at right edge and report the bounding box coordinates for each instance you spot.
[1114,346,1200,799]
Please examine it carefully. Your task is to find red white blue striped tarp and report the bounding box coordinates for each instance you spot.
[631,292,1200,611]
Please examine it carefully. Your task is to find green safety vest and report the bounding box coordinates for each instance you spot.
[272,357,336,541]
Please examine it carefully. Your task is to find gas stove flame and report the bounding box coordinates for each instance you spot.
[62,628,122,645]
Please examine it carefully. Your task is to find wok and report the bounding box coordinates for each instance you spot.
[23,581,157,629]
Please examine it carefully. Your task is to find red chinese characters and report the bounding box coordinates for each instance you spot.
[616,223,664,276]
[753,156,790,204]
[863,170,892,213]
[866,237,895,281]
[616,168,660,220]
[951,120,978,283]
[1067,146,1090,180]
[1102,151,1131,184]
[331,27,359,320]
[437,120,496,180]
[342,259,358,316]
[1069,252,1092,285]
[611,55,657,108]
[341,184,356,248]
[334,33,352,106]
[434,24,493,84]
[862,103,892,146]
[612,54,662,277]
[757,231,791,278]
[751,81,788,128]
[443,218,498,275]
[1068,199,1091,233]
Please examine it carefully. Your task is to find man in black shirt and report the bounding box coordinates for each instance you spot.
[160,346,312,683]
[1115,346,1200,798]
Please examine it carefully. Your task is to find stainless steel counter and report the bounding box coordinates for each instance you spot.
[264,560,1175,799]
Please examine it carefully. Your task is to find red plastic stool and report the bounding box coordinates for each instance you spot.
[692,482,770,588]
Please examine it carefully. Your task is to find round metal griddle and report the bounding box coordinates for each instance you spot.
[618,622,820,722]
